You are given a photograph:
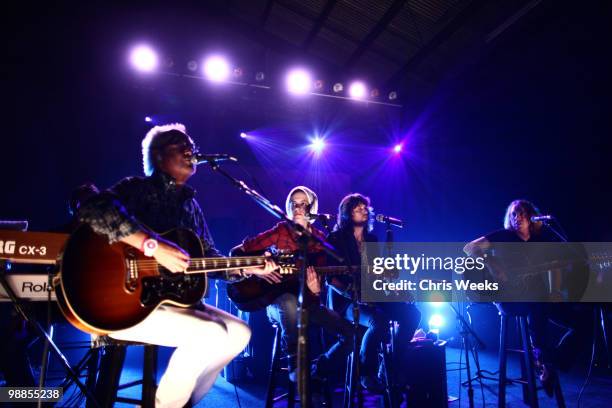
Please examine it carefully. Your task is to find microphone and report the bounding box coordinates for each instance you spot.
[375,214,403,228]
[190,153,237,165]
[531,215,554,222]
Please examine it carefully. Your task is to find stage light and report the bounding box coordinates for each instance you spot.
[333,83,344,93]
[240,132,248,138]
[309,137,325,154]
[393,144,403,153]
[428,314,445,328]
[370,88,380,98]
[286,68,312,95]
[430,301,445,308]
[389,91,398,101]
[187,60,198,72]
[145,116,152,123]
[255,72,265,82]
[203,56,230,82]
[233,67,243,78]
[314,79,324,91]
[130,45,158,72]
[348,81,367,99]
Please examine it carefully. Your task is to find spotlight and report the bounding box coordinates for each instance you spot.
[348,81,367,99]
[332,83,344,93]
[309,136,325,154]
[314,79,324,91]
[233,67,243,78]
[286,68,312,95]
[240,132,248,138]
[393,144,403,153]
[428,314,445,329]
[144,116,152,123]
[370,88,380,98]
[203,56,230,82]
[388,91,398,101]
[187,60,198,72]
[130,45,159,72]
[255,71,265,82]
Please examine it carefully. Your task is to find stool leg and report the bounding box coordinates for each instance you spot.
[265,327,282,408]
[498,314,508,408]
[553,375,566,408]
[519,317,539,408]
[343,352,352,408]
[85,348,100,408]
[143,345,158,407]
[287,382,296,408]
[95,345,126,407]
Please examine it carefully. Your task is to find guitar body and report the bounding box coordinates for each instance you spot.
[55,224,206,335]
[227,275,299,312]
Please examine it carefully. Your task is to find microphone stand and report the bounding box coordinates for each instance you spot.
[205,159,343,408]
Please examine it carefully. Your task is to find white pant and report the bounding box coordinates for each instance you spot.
[108,304,251,408]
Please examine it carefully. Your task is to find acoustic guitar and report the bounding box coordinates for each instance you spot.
[54,224,292,335]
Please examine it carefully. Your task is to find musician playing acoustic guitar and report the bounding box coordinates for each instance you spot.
[232,186,353,382]
[78,123,276,408]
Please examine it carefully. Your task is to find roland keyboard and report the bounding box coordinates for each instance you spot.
[0,272,56,302]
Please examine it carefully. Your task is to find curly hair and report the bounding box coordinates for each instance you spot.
[141,123,194,176]
[335,193,374,233]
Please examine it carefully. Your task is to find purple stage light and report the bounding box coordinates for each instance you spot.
[393,143,403,153]
[203,56,230,82]
[286,68,312,95]
[309,137,325,154]
[145,116,152,123]
[348,81,367,99]
[130,45,158,72]
[240,132,248,138]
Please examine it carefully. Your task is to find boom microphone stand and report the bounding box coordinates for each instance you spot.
[205,159,343,408]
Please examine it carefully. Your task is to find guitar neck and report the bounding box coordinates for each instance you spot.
[185,256,267,274]
[315,265,360,275]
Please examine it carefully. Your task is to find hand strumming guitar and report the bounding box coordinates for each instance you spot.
[120,231,190,273]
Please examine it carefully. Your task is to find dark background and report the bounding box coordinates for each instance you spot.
[1,0,610,250]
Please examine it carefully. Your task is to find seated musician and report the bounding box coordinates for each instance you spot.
[326,193,421,392]
[77,123,275,408]
[464,199,590,396]
[233,186,353,381]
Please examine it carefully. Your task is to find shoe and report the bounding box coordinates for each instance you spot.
[311,355,330,381]
[539,364,556,397]
[533,354,555,398]
[360,375,385,394]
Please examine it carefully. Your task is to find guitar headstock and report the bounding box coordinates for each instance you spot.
[271,252,295,275]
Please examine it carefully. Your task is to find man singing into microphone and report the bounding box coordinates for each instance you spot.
[78,123,275,408]
[326,193,421,392]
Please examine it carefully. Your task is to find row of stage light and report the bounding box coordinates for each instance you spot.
[130,44,402,107]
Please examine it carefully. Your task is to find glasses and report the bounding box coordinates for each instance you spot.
[164,142,199,155]
[290,201,309,210]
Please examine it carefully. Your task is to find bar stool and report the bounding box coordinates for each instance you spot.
[265,324,332,407]
[88,336,158,407]
[343,322,395,408]
[498,310,565,408]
